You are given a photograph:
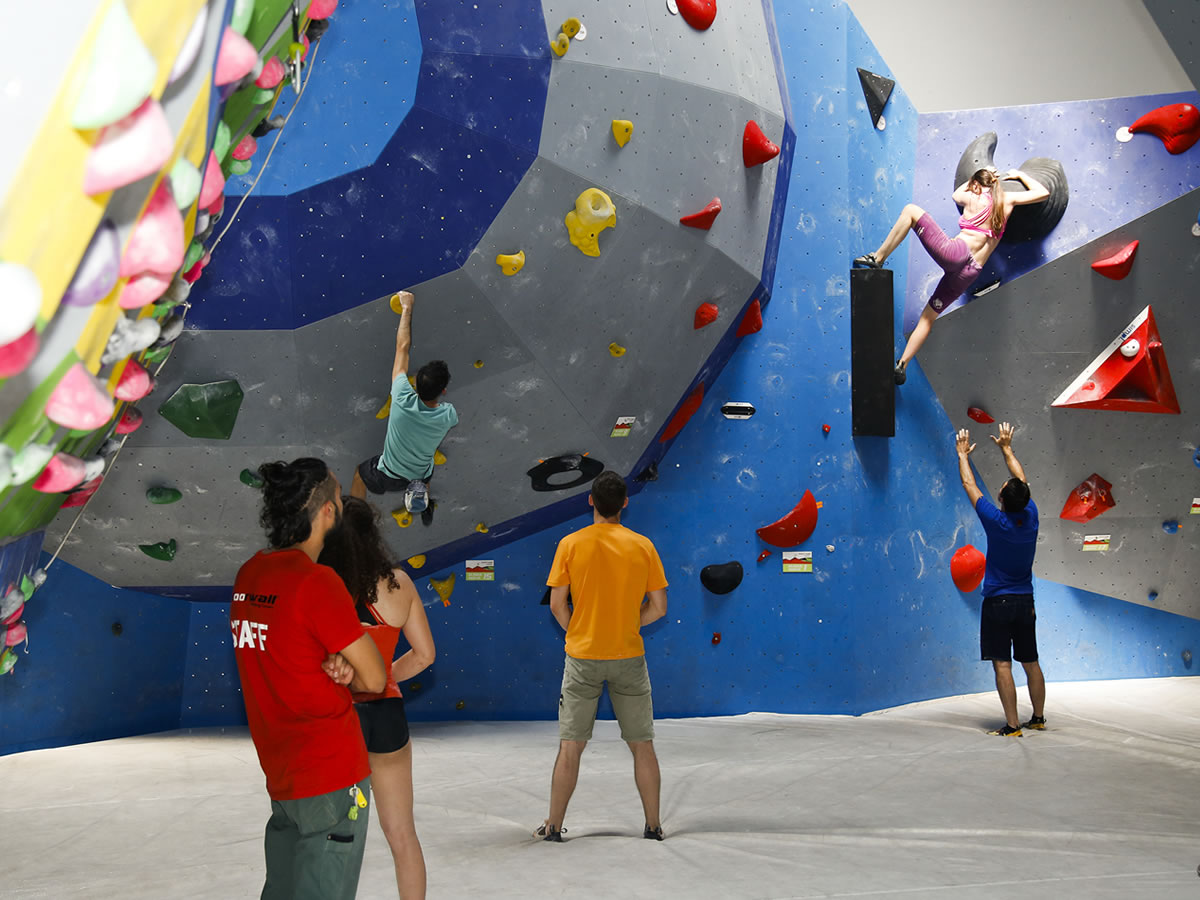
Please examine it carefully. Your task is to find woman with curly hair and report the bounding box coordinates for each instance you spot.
[319,496,435,899]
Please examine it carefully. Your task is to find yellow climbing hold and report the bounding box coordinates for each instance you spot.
[407,554,426,569]
[431,573,456,607]
[612,119,634,147]
[565,188,616,257]
[376,397,391,419]
[389,291,414,314]
[608,342,626,357]
[434,450,447,465]
[551,32,569,56]
[475,522,489,534]
[473,360,484,369]
[496,250,525,275]
[392,509,413,528]
[408,375,416,387]
[561,17,582,38]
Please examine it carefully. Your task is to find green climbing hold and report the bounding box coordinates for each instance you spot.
[139,538,177,561]
[11,443,54,485]
[229,157,252,176]
[252,87,276,105]
[184,240,204,270]
[169,157,202,209]
[142,345,172,366]
[158,380,244,439]
[146,486,182,504]
[0,647,15,675]
[214,121,232,162]
[230,0,256,34]
[240,468,264,488]
[19,574,33,597]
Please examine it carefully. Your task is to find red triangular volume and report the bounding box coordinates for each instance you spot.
[693,302,718,329]
[1091,239,1139,280]
[1059,474,1115,523]
[679,197,721,230]
[1051,305,1180,414]
[658,382,705,443]
[743,121,780,167]
[736,298,762,336]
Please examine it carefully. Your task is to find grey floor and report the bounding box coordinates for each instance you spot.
[3,678,1198,899]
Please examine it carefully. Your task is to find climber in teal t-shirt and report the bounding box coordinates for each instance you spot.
[351,291,458,525]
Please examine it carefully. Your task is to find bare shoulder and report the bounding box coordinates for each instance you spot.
[375,568,418,628]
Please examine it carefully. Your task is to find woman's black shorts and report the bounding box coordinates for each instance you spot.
[355,696,410,753]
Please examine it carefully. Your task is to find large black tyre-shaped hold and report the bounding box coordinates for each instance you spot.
[953,132,1069,243]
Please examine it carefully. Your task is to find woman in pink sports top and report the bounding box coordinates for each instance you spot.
[854,166,1048,384]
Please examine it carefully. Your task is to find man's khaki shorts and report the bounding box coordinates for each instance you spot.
[558,654,654,743]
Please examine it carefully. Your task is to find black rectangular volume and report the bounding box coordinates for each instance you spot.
[851,268,894,437]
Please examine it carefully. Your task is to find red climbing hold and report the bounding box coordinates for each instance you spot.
[181,258,205,284]
[693,302,718,330]
[756,490,818,548]
[199,151,226,209]
[0,327,38,379]
[232,135,258,161]
[711,632,721,645]
[115,406,144,435]
[821,424,831,434]
[676,0,716,31]
[62,476,103,508]
[736,298,762,337]
[1128,103,1200,154]
[114,360,154,402]
[1090,239,1139,280]
[256,56,286,89]
[950,545,986,592]
[659,382,705,443]
[743,120,780,168]
[1052,305,1179,414]
[680,197,722,230]
[967,407,994,424]
[756,550,772,563]
[1059,473,1115,523]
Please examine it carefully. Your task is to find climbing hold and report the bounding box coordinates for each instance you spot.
[239,468,264,488]
[147,486,183,505]
[63,221,120,307]
[527,454,604,492]
[1194,447,1200,468]
[153,315,185,348]
[693,302,718,329]
[743,121,780,167]
[634,461,658,483]
[214,27,259,86]
[0,263,41,345]
[230,0,256,34]
[856,67,895,130]
[11,444,54,485]
[228,157,252,176]
[561,17,582,37]
[495,251,525,275]
[407,555,426,569]
[720,402,755,420]
[475,522,489,534]
[158,276,191,311]
[0,588,24,623]
[257,56,286,89]
[0,648,16,675]
[0,328,38,379]
[679,197,721,230]
[608,342,626,357]
[213,121,233,164]
[431,573,456,607]
[32,453,92,493]
[822,424,831,434]
[676,0,716,30]
[115,406,144,435]
[252,115,285,138]
[184,241,205,272]
[700,561,743,594]
[168,4,210,84]
[83,98,174,196]
[433,451,447,468]
[953,132,1068,243]
[308,0,338,18]
[1091,240,1139,280]
[71,0,156,129]
[612,119,634,147]
[1163,520,1180,534]
[967,407,994,424]
[118,272,172,310]
[565,188,616,256]
[102,316,161,365]
[455,700,466,710]
[711,632,721,645]
[198,151,226,209]
[1052,305,1179,414]
[5,623,27,648]
[950,544,986,592]
[375,397,391,420]
[232,135,258,161]
[1148,590,1159,603]
[659,382,704,443]
[45,363,115,431]
[551,32,570,56]
[1127,103,1200,154]
[736,298,763,337]
[1059,473,1115,523]
[756,490,819,548]
[114,360,155,402]
[169,159,202,213]
[392,509,413,528]
[158,380,245,439]
[120,182,185,278]
[139,539,178,562]
[141,345,172,367]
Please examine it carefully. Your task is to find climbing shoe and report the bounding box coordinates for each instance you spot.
[534,823,565,842]
[421,499,435,527]
[988,724,1023,737]
[893,360,907,385]
[1022,715,1046,730]
[404,480,428,513]
[853,253,882,269]
[643,825,665,841]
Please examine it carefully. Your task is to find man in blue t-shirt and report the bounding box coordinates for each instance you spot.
[956,422,1046,737]
[350,291,458,525]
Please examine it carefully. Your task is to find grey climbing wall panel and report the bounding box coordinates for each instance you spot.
[918,187,1200,620]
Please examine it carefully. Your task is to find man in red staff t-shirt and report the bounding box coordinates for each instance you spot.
[232,458,386,900]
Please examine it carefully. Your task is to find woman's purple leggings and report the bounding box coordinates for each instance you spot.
[914,213,982,312]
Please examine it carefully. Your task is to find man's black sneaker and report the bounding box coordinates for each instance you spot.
[988,724,1023,737]
[643,825,664,841]
[534,823,565,842]
[1022,715,1046,730]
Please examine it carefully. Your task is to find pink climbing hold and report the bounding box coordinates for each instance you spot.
[680,197,722,230]
[208,192,225,217]
[693,302,719,330]
[308,0,339,19]
[5,623,27,647]
[119,272,172,310]
[1128,103,1200,154]
[83,98,174,195]
[736,298,762,337]
[114,360,155,402]
[1091,239,1139,280]
[45,362,115,431]
[232,135,258,161]
[214,26,259,86]
[181,259,205,284]
[676,0,716,31]
[119,181,185,278]
[33,453,89,493]
[198,150,226,210]
[115,406,144,435]
[256,56,287,89]
[62,476,104,508]
[743,121,780,167]
[0,327,39,379]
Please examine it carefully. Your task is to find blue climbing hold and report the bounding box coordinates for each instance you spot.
[1193,446,1200,468]
[1148,590,1159,603]
[1162,520,1179,534]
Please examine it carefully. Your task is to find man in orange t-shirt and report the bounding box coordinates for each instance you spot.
[536,470,669,842]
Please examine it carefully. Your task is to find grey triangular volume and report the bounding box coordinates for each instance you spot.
[857,67,895,127]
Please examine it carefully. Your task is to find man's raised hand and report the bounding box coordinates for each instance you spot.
[956,428,976,457]
[990,422,1016,449]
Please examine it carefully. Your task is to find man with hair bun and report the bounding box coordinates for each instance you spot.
[536,470,670,842]
[956,423,1047,737]
[231,457,387,900]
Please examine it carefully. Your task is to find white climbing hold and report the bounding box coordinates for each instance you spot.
[0,262,41,345]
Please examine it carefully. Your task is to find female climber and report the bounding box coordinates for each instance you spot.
[319,496,435,900]
[854,166,1048,384]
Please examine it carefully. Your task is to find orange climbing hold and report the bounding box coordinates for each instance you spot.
[1128,103,1200,154]
[950,545,986,592]
[658,382,704,443]
[756,490,819,548]
[1090,239,1139,280]
[693,302,718,329]
[1059,473,1115,523]
[679,197,721,230]
[743,121,780,167]
[736,299,762,337]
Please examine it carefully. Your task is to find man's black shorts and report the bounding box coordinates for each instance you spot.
[356,455,432,495]
[355,697,410,754]
[980,593,1038,663]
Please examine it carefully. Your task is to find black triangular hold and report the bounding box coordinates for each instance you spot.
[856,67,895,128]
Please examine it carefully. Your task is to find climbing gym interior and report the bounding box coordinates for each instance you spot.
[2,0,1199,896]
